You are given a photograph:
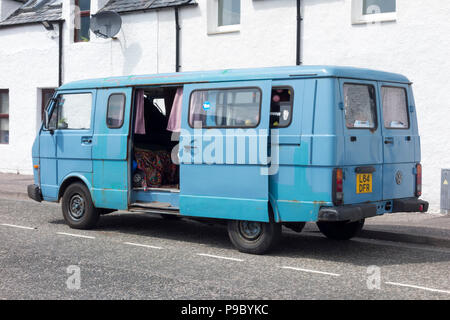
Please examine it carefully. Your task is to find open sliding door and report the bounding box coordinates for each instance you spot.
[179,80,272,222]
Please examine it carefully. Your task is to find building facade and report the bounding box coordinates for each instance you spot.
[0,0,448,211]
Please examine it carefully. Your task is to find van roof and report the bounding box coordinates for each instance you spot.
[59,65,411,90]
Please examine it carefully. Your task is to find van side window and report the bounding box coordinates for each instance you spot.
[343,84,377,129]
[189,88,261,128]
[270,87,293,128]
[381,86,409,129]
[107,94,126,128]
[56,93,92,130]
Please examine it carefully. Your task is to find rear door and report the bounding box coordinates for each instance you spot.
[339,79,383,204]
[179,81,272,222]
[378,82,416,200]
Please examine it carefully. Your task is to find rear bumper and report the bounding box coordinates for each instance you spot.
[318,198,429,222]
[27,184,42,202]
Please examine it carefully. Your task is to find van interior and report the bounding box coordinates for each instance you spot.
[131,86,181,194]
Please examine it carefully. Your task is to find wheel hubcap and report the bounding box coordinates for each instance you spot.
[69,194,85,220]
[239,221,262,240]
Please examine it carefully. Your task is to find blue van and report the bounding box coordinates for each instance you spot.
[28,66,428,254]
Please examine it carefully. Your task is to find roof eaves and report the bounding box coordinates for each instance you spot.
[99,0,198,15]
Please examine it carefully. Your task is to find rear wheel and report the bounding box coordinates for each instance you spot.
[61,182,99,229]
[227,220,282,254]
[316,219,365,240]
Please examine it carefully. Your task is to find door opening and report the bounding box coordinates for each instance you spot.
[131,86,182,192]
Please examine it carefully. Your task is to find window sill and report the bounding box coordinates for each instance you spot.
[352,12,397,25]
[207,24,240,35]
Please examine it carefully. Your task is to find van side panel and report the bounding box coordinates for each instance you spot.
[91,88,132,210]
[270,78,335,222]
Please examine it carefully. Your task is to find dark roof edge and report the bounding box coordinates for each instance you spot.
[0,19,64,29]
[101,2,198,15]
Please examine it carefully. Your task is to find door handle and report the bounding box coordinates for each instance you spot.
[81,137,92,144]
[384,137,394,145]
[184,145,197,150]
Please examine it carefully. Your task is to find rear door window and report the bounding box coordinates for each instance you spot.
[343,83,377,129]
[381,86,409,129]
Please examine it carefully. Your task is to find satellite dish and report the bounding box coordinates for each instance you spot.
[90,11,122,39]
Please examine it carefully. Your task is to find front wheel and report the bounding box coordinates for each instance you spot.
[61,182,99,229]
[316,219,365,240]
[227,220,282,254]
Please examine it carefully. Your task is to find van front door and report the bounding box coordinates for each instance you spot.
[54,90,96,191]
[179,81,272,222]
[378,82,417,200]
[39,98,58,201]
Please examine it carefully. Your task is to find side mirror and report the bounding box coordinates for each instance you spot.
[44,98,57,133]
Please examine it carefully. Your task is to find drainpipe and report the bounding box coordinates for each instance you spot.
[175,7,181,72]
[296,0,302,65]
[58,21,63,86]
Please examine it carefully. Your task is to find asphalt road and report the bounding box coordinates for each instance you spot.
[0,198,449,300]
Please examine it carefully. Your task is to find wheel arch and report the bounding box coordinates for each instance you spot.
[58,174,93,202]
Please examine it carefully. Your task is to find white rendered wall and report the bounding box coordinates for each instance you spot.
[0,24,60,173]
[180,0,297,71]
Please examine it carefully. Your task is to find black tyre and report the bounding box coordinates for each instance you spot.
[227,220,282,254]
[61,182,99,229]
[316,219,365,240]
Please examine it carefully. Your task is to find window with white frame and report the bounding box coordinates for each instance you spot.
[74,0,91,42]
[352,0,396,24]
[208,0,241,34]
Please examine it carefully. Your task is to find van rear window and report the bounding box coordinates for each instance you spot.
[343,84,377,129]
[381,86,409,129]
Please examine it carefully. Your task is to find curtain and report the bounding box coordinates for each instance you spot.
[134,89,146,134]
[167,88,183,132]
[189,91,207,127]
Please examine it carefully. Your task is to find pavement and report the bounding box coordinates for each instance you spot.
[1,173,449,248]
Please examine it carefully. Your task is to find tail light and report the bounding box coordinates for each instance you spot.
[415,163,422,197]
[333,168,344,206]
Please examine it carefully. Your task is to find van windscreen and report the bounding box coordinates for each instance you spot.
[343,84,377,129]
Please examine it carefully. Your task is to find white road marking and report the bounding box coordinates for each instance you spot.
[123,242,163,250]
[385,281,450,295]
[280,266,341,277]
[1,223,36,230]
[197,253,244,262]
[56,232,95,239]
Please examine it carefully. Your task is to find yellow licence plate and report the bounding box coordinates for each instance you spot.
[356,173,372,194]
